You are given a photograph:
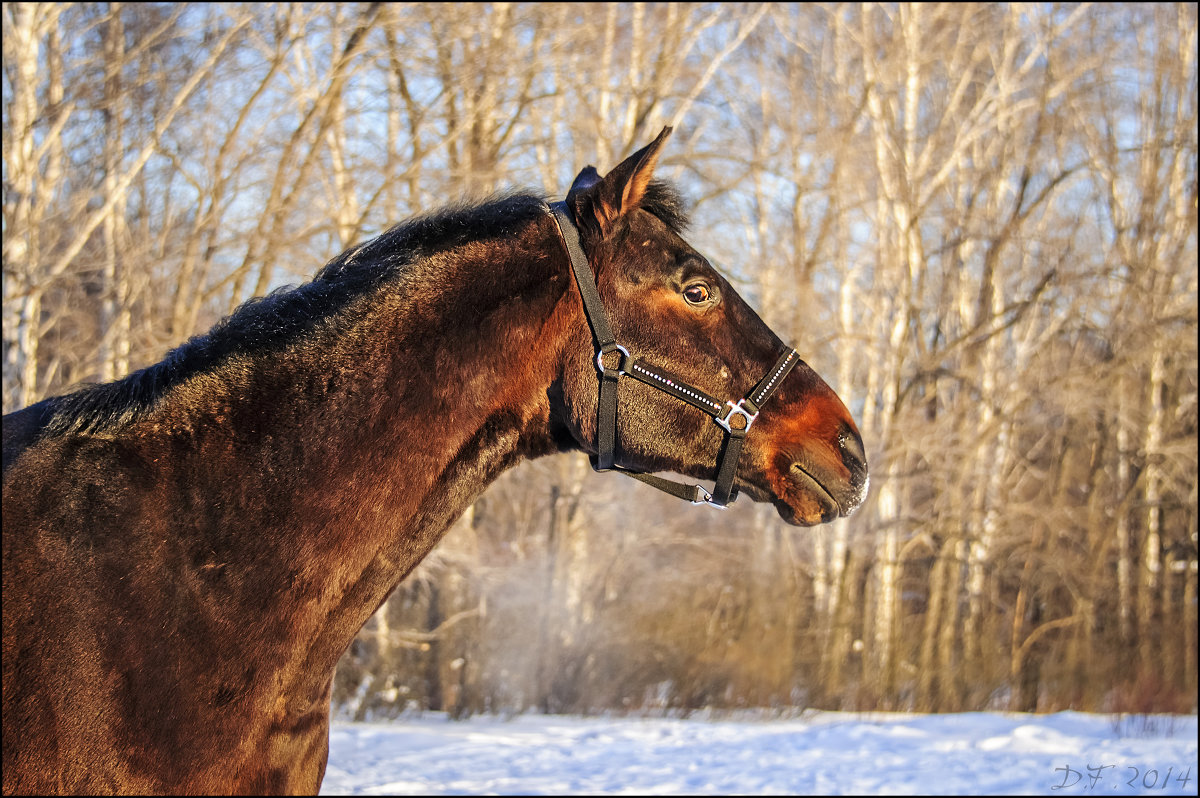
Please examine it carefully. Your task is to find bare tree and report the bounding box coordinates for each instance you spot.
[5,2,1195,717]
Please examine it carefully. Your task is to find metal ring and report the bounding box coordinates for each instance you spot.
[715,399,758,434]
[595,344,630,375]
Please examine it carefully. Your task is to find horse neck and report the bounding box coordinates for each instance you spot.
[173,216,579,696]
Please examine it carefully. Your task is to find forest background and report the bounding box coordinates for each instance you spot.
[4,2,1196,717]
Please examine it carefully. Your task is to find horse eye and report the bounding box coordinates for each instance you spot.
[683,283,711,305]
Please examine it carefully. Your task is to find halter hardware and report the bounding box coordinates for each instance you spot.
[548,201,799,509]
[595,344,631,376]
[691,485,726,508]
[716,399,759,435]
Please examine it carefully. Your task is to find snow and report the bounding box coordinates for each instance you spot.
[321,711,1198,795]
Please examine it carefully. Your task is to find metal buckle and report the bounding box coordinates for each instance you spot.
[595,344,630,375]
[691,486,729,509]
[715,399,758,434]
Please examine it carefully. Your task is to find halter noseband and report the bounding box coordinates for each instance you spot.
[548,201,799,508]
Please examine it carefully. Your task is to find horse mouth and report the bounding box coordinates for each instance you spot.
[793,461,840,507]
[737,463,843,526]
[785,463,841,525]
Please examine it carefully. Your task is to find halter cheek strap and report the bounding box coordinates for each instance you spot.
[548,201,799,508]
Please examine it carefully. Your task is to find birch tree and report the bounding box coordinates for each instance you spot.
[4,2,1195,716]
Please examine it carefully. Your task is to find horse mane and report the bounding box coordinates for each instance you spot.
[42,180,689,438]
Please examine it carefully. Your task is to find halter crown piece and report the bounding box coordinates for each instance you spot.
[548,201,799,508]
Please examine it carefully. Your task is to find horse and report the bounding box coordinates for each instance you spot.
[2,127,867,794]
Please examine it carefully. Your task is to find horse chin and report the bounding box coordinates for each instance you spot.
[739,473,841,527]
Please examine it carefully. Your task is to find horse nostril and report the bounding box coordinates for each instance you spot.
[838,424,867,474]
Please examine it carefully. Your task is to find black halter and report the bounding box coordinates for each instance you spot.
[548,201,800,508]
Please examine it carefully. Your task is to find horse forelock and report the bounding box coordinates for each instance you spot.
[638,179,689,234]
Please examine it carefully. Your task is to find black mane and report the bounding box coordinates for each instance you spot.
[41,181,690,437]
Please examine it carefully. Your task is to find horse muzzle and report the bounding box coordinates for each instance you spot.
[750,370,870,527]
[786,421,868,519]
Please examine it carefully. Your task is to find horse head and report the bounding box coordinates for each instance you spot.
[553,127,868,526]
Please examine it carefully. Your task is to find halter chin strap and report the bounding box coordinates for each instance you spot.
[548,201,799,508]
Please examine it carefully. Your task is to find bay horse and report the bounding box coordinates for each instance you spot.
[2,127,867,794]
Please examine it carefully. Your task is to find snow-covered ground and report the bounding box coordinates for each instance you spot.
[321,711,1197,795]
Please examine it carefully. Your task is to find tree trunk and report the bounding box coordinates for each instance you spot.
[100,3,131,384]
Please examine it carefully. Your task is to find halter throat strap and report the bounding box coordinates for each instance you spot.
[547,201,798,508]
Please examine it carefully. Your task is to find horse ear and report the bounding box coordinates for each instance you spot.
[570,126,673,235]
[566,166,602,205]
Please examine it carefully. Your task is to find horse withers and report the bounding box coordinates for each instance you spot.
[2,127,866,794]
